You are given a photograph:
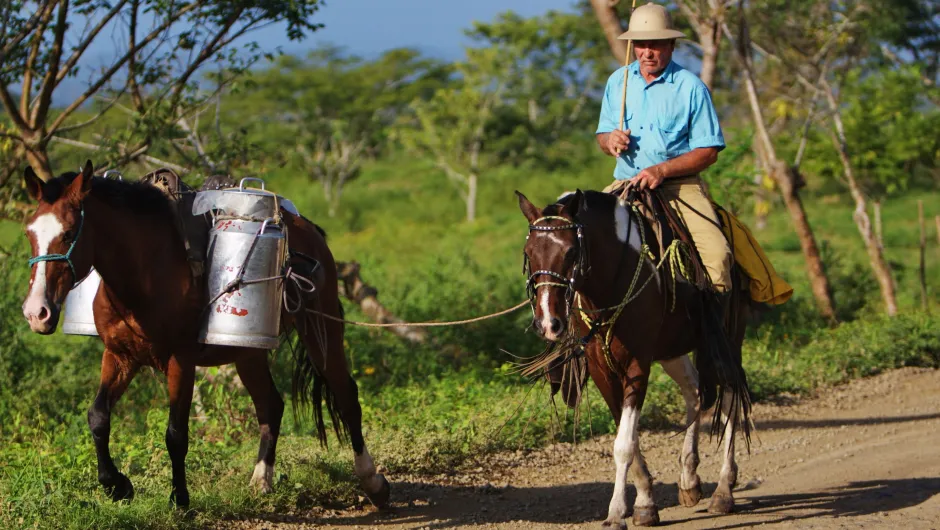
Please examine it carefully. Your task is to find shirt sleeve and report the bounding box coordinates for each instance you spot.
[595,70,621,135]
[688,84,726,151]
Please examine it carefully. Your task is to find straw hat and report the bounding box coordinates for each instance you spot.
[617,3,687,41]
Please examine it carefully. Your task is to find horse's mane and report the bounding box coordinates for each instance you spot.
[546,189,617,219]
[44,172,172,216]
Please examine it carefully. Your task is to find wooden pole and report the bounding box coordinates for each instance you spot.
[918,200,927,311]
[935,215,939,247]
[618,0,639,132]
[874,200,883,248]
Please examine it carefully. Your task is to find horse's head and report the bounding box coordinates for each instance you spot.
[517,190,589,342]
[22,160,95,334]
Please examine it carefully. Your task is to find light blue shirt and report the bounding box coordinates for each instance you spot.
[595,60,725,180]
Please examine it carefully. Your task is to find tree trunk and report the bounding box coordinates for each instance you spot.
[466,173,478,222]
[335,261,429,344]
[724,17,837,322]
[771,162,837,321]
[822,80,898,316]
[697,13,724,91]
[589,0,629,63]
[23,143,53,181]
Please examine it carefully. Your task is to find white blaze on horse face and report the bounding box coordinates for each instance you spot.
[606,404,640,524]
[538,286,558,340]
[23,213,65,320]
[614,200,642,251]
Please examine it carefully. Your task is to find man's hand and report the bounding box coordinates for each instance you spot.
[634,165,666,190]
[606,129,631,156]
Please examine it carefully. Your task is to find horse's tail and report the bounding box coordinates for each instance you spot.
[695,282,752,450]
[287,304,350,447]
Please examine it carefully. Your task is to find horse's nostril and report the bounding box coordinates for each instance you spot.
[38,306,50,322]
[550,317,564,334]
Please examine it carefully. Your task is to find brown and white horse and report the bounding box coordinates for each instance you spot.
[517,189,752,528]
[20,161,389,508]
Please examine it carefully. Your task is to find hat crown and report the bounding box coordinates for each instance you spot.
[628,3,675,33]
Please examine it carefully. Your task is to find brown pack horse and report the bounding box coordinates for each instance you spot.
[517,189,752,529]
[20,161,389,509]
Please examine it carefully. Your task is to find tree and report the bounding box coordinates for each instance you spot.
[587,0,733,90]
[740,0,940,316]
[467,10,609,168]
[219,48,450,215]
[394,48,509,223]
[0,0,322,183]
[717,0,838,321]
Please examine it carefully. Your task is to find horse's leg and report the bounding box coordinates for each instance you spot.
[88,349,139,502]
[630,443,659,527]
[235,350,284,494]
[660,354,703,507]
[166,355,195,508]
[603,375,648,529]
[708,388,738,515]
[298,316,390,508]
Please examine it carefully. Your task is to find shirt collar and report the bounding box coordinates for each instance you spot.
[629,60,677,85]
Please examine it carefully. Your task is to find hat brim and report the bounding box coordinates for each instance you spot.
[617,29,686,41]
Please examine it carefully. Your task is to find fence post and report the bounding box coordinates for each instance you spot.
[918,201,927,311]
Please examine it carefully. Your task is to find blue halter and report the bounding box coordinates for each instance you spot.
[27,206,85,280]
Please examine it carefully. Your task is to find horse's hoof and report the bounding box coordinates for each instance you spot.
[707,492,734,514]
[364,474,390,509]
[601,518,627,530]
[679,483,703,507]
[103,473,134,502]
[170,489,191,509]
[632,505,660,526]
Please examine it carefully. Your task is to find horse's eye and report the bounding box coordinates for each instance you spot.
[63,231,73,241]
[565,248,576,261]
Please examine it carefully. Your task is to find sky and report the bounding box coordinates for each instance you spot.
[258,0,580,60]
[58,0,581,102]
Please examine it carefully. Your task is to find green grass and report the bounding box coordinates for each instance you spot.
[1,155,939,529]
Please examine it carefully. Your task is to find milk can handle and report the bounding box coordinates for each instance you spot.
[239,177,266,191]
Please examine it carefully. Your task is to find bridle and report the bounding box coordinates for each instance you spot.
[27,204,86,284]
[523,215,589,317]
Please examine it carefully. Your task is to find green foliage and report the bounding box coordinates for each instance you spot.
[467,10,609,168]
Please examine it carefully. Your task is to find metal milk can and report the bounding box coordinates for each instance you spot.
[62,268,101,336]
[194,178,287,350]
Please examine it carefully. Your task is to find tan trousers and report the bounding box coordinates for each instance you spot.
[603,177,733,292]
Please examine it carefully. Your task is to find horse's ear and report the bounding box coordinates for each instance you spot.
[68,160,94,199]
[561,189,585,218]
[24,167,44,202]
[516,190,540,223]
[572,189,586,216]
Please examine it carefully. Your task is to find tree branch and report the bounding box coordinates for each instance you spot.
[32,0,71,126]
[55,0,130,86]
[20,2,57,118]
[589,0,628,63]
[45,1,202,136]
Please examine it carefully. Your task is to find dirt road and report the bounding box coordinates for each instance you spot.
[227,367,940,529]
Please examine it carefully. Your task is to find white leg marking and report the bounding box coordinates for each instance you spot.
[718,389,738,492]
[607,404,639,524]
[249,460,274,493]
[632,445,655,508]
[354,446,384,493]
[23,213,64,320]
[661,355,701,490]
[614,201,642,251]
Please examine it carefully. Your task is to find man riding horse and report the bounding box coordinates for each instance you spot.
[595,3,732,302]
